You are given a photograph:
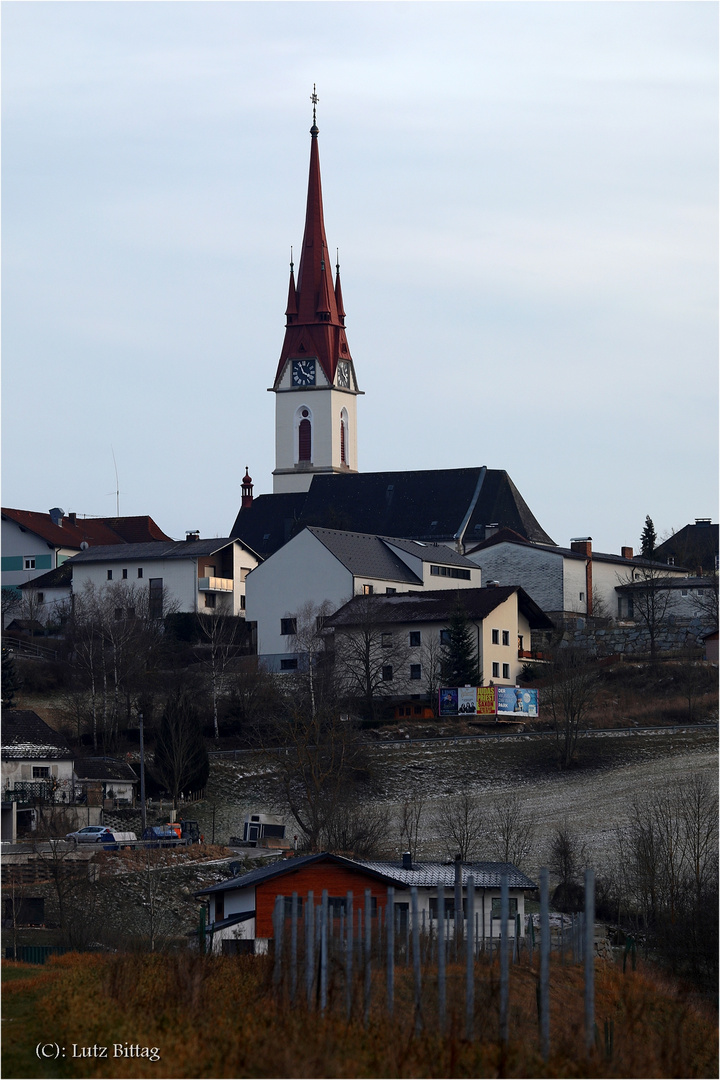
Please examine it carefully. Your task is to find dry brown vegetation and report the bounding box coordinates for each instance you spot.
[2,950,717,1079]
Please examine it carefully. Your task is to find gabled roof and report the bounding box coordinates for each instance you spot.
[468,530,688,572]
[1,508,171,549]
[653,522,718,575]
[379,536,479,568]
[195,852,537,897]
[73,757,138,783]
[69,537,259,565]
[18,562,73,590]
[305,528,422,584]
[326,586,554,631]
[1,710,73,760]
[616,575,715,594]
[231,468,554,558]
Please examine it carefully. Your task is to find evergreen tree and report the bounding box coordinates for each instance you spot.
[641,515,657,559]
[2,647,21,708]
[153,691,209,808]
[441,602,480,686]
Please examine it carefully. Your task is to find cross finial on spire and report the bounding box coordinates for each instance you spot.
[290,245,294,272]
[336,248,340,274]
[310,84,319,137]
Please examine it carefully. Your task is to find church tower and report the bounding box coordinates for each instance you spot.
[271,89,361,494]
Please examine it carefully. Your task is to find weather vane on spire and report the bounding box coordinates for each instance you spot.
[311,84,319,125]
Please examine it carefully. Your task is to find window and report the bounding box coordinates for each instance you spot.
[492,662,500,678]
[440,629,451,646]
[204,593,216,608]
[32,767,50,779]
[518,635,524,653]
[107,569,113,581]
[281,618,297,636]
[37,593,44,604]
[410,664,422,680]
[114,608,123,620]
[239,567,251,582]
[137,568,143,579]
[386,587,396,595]
[579,592,584,602]
[502,664,510,680]
[280,658,298,671]
[491,897,519,919]
[283,896,304,917]
[363,584,374,595]
[382,665,393,681]
[409,631,421,647]
[23,557,35,571]
[502,630,510,646]
[430,565,471,580]
[240,595,246,610]
[381,632,393,648]
[340,413,347,465]
[148,578,163,620]
[215,892,224,922]
[315,615,326,632]
[122,569,128,580]
[127,607,135,618]
[298,411,312,461]
[491,629,499,645]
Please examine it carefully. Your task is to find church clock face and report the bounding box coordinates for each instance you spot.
[292,358,316,386]
[337,361,350,388]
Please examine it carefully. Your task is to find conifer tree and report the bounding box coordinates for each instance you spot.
[441,601,480,686]
[641,515,657,559]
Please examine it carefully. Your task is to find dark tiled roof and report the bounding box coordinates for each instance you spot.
[468,531,688,572]
[379,536,479,568]
[1,509,171,549]
[70,537,258,565]
[18,562,73,590]
[653,522,718,575]
[1,710,73,760]
[616,575,715,593]
[327,586,553,630]
[195,852,536,897]
[73,757,138,783]
[230,469,554,558]
[307,529,422,584]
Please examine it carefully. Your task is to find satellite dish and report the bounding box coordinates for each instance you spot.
[80,542,89,550]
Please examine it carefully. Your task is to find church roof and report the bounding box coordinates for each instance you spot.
[231,468,554,559]
[273,98,353,389]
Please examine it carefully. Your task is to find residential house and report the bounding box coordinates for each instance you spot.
[68,536,260,620]
[615,575,718,623]
[73,757,138,808]
[16,562,73,628]
[1,710,76,834]
[2,508,171,610]
[326,585,553,697]
[195,851,536,955]
[652,518,719,575]
[466,530,689,621]
[244,526,481,671]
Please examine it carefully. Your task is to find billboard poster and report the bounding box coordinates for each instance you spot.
[458,687,478,715]
[476,687,497,715]
[496,686,539,717]
[438,688,458,716]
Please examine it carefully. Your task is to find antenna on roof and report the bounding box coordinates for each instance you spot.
[105,448,121,516]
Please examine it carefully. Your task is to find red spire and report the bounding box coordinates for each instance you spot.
[334,252,345,323]
[273,94,354,387]
[241,467,253,509]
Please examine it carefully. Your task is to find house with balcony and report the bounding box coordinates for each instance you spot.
[68,536,260,619]
[195,851,536,955]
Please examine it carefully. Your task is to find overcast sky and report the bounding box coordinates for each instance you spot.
[2,1,717,554]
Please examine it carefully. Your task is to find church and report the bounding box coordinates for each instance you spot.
[231,93,553,560]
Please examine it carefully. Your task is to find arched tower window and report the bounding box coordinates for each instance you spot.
[298,408,312,462]
[340,408,349,466]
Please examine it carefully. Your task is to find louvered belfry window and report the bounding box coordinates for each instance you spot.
[340,415,346,464]
[298,411,311,461]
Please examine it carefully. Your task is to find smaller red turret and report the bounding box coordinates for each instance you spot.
[241,468,254,509]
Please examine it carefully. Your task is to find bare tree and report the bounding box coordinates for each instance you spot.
[693,571,719,627]
[545,644,597,768]
[332,594,409,720]
[399,783,427,861]
[434,791,484,862]
[547,819,588,911]
[617,564,679,660]
[421,632,444,717]
[153,690,209,809]
[486,792,535,871]
[196,611,245,740]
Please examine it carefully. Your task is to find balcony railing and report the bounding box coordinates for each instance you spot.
[198,577,233,593]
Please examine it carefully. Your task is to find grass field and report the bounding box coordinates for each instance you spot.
[2,951,717,1079]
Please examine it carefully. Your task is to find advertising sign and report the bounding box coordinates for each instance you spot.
[476,687,497,715]
[438,688,458,716]
[458,687,478,715]
[496,686,539,718]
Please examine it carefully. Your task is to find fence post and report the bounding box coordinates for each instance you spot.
[437,883,446,1034]
[584,869,595,1057]
[320,890,328,1014]
[345,891,353,1022]
[386,886,394,1017]
[500,873,509,1045]
[411,887,422,1034]
[290,892,298,1003]
[273,895,283,990]
[454,853,462,960]
[306,890,315,1010]
[539,867,550,1063]
[364,888,372,1028]
[466,874,475,1042]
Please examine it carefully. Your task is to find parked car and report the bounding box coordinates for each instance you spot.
[65,825,114,844]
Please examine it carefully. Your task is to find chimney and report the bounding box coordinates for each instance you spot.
[186,530,200,542]
[402,851,413,871]
[487,580,500,588]
[621,546,633,560]
[571,537,593,616]
[68,512,77,526]
[241,467,254,510]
